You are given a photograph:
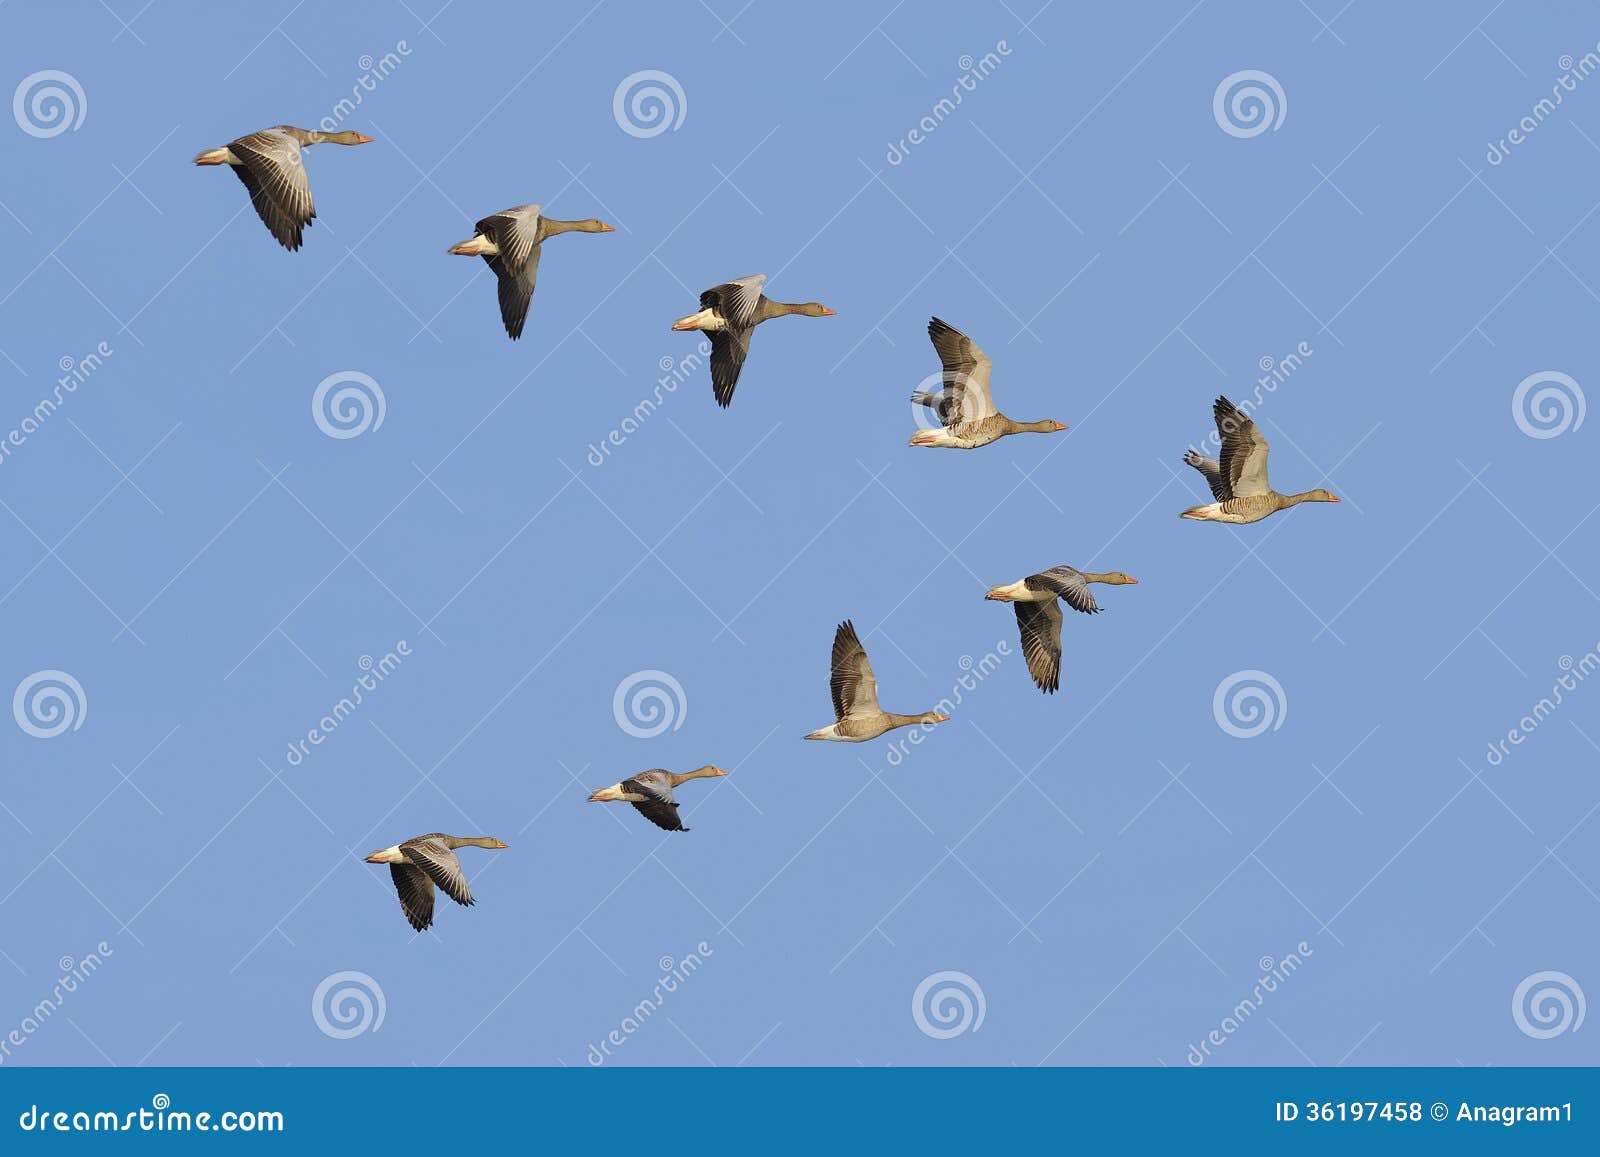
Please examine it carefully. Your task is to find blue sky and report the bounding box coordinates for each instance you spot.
[0,0,1597,1068]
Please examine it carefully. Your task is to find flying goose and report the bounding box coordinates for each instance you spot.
[986,567,1138,693]
[1182,397,1339,523]
[194,126,373,251]
[449,203,614,340]
[364,834,507,932]
[805,620,949,741]
[909,318,1068,448]
[587,766,728,831]
[671,274,836,407]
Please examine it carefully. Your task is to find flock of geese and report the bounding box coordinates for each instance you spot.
[196,124,1342,931]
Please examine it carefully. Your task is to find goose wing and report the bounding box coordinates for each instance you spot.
[621,772,687,832]
[829,619,881,721]
[488,245,541,340]
[701,274,766,329]
[1214,397,1272,498]
[388,863,436,932]
[477,204,541,273]
[1183,449,1232,502]
[400,837,475,907]
[926,317,997,427]
[1014,599,1064,694]
[1026,567,1100,615]
[229,128,315,251]
[707,328,752,408]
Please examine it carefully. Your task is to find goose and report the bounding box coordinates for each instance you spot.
[670,274,836,407]
[587,766,728,831]
[449,204,614,340]
[985,567,1138,693]
[194,126,373,251]
[1181,396,1339,523]
[364,833,507,932]
[909,318,1068,448]
[805,620,949,741]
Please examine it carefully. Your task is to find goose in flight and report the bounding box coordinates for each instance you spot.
[587,766,728,831]
[194,125,373,251]
[449,203,614,339]
[1182,397,1339,523]
[909,318,1068,448]
[986,567,1138,693]
[364,833,507,931]
[671,274,836,407]
[805,620,949,741]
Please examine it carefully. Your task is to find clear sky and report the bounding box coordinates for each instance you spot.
[0,0,1597,1068]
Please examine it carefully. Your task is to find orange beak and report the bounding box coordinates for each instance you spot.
[355,134,374,144]
[598,222,615,232]
[1052,421,1069,431]
[493,840,509,849]
[1329,495,1341,502]
[1126,577,1139,584]
[819,307,837,316]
